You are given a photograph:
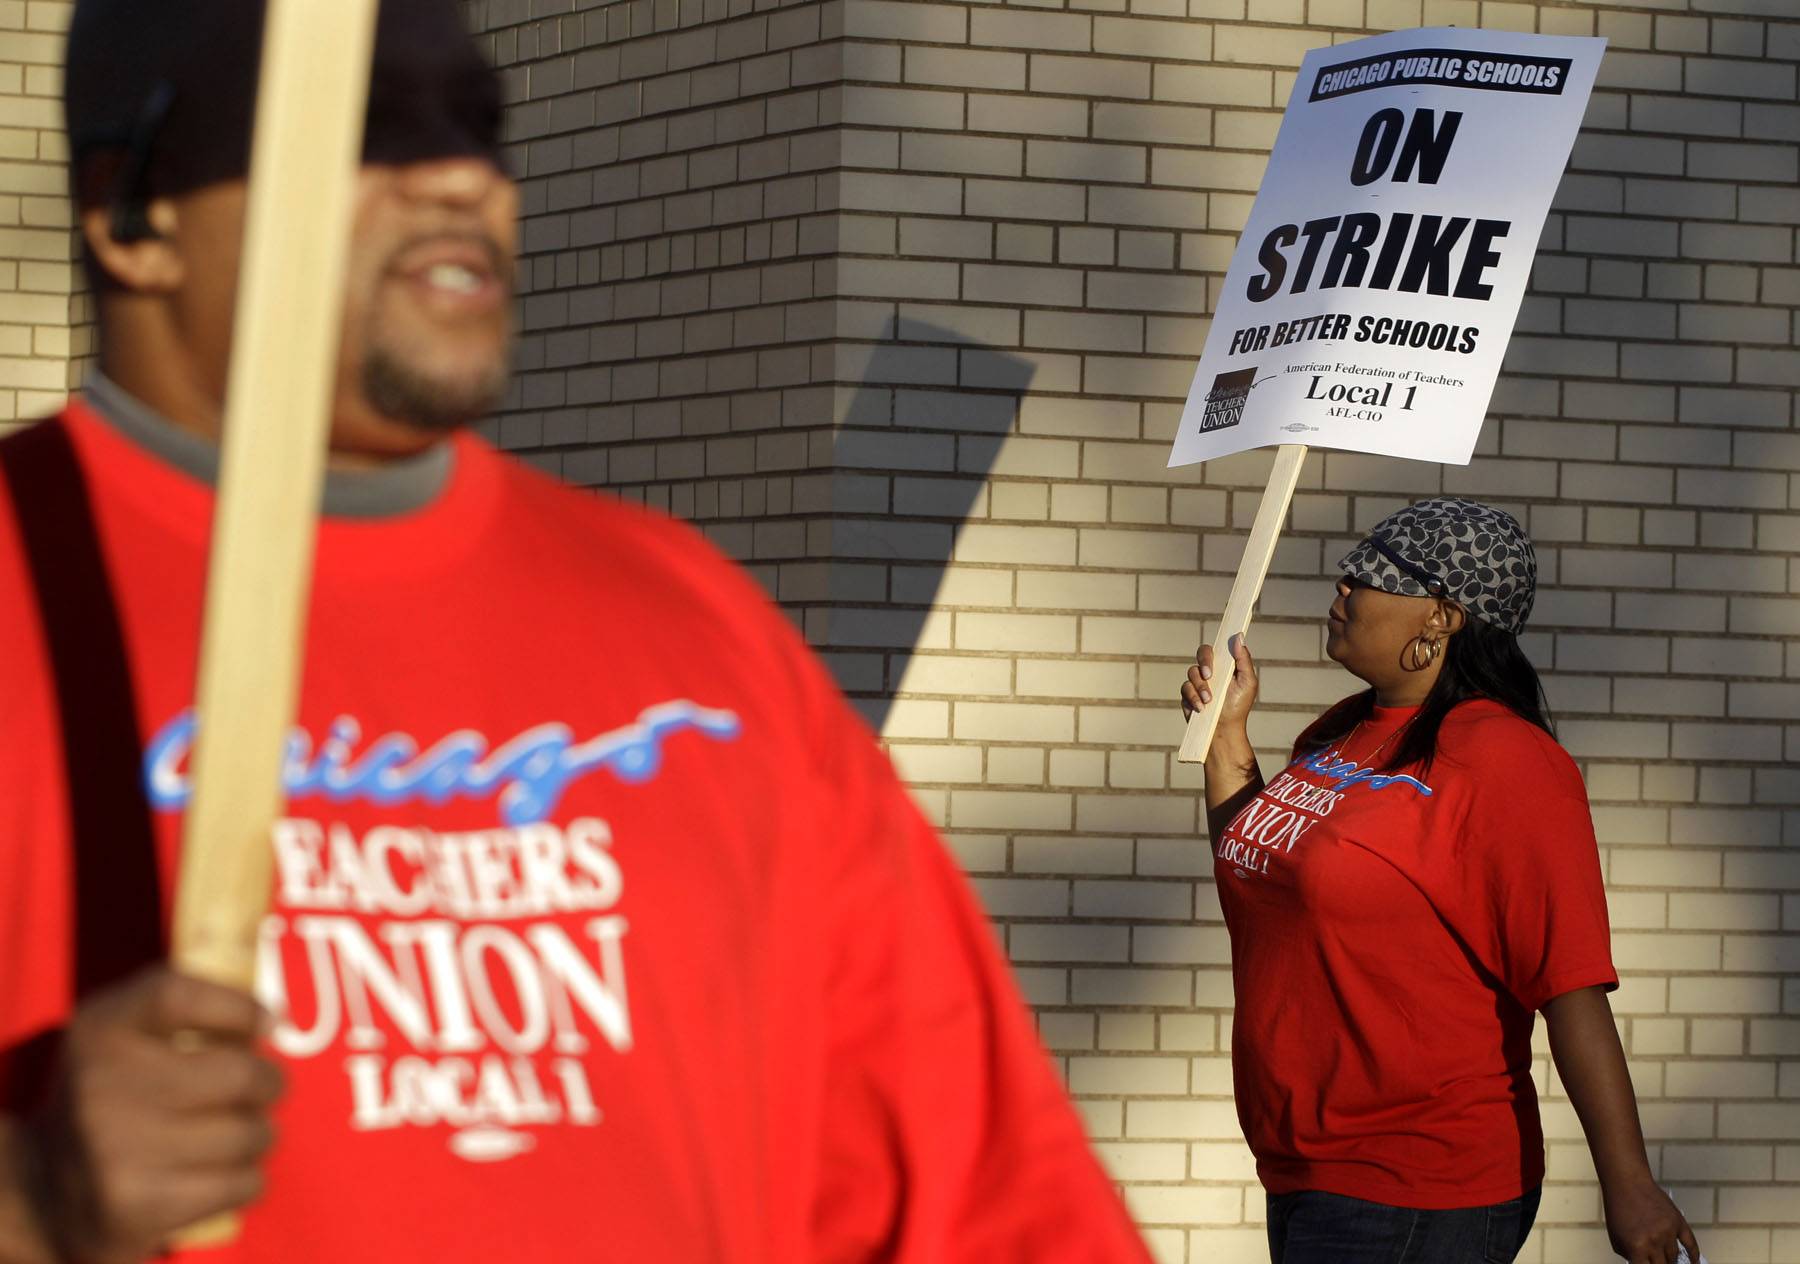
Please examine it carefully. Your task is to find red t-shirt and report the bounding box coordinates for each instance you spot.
[1214,698,1617,1209]
[0,402,1149,1262]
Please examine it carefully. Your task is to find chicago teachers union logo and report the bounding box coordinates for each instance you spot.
[142,700,744,1163]
[1201,367,1257,433]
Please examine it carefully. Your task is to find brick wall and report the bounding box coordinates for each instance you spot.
[464,0,861,629]
[0,0,86,429]
[480,0,1800,1257]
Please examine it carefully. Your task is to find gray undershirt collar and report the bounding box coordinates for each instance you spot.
[82,373,453,518]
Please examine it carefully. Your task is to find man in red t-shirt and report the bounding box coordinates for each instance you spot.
[0,2,1150,1260]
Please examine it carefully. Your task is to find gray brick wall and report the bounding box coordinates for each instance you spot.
[466,0,861,637]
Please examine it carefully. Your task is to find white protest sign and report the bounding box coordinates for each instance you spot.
[1169,27,1605,469]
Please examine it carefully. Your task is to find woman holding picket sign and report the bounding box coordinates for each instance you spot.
[1181,497,1701,1264]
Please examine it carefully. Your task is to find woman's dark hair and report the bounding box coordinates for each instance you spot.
[1302,615,1553,778]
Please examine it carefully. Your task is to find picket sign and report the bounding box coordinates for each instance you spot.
[1169,27,1606,763]
[169,0,379,1244]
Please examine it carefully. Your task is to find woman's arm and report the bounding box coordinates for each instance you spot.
[1542,985,1701,1264]
[1181,638,1264,841]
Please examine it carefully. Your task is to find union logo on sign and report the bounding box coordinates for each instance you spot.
[1200,367,1257,433]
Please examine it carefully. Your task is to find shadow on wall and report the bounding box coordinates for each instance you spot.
[822,319,1034,735]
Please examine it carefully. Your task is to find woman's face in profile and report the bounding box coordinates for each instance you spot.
[1326,575,1439,683]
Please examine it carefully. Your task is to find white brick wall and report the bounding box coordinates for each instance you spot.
[0,0,87,427]
[476,0,1798,1254]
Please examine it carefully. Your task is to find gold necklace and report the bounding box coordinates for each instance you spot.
[1331,712,1413,767]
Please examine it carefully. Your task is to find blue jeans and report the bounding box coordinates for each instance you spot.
[1266,1188,1541,1264]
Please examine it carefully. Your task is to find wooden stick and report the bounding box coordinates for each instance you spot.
[168,0,379,1245]
[1176,444,1308,765]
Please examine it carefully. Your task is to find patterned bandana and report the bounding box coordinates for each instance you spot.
[1337,497,1537,633]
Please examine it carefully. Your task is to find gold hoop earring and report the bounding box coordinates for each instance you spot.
[1407,635,1442,672]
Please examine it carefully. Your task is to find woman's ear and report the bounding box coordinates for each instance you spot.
[1431,599,1468,636]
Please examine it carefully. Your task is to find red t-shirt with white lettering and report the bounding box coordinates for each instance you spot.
[1214,698,1616,1209]
[0,402,1149,1261]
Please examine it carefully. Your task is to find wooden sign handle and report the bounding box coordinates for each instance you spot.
[167,0,380,1246]
[1176,444,1308,765]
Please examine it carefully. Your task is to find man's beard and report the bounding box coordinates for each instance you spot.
[361,343,509,432]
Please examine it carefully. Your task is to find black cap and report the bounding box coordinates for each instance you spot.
[65,0,504,207]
